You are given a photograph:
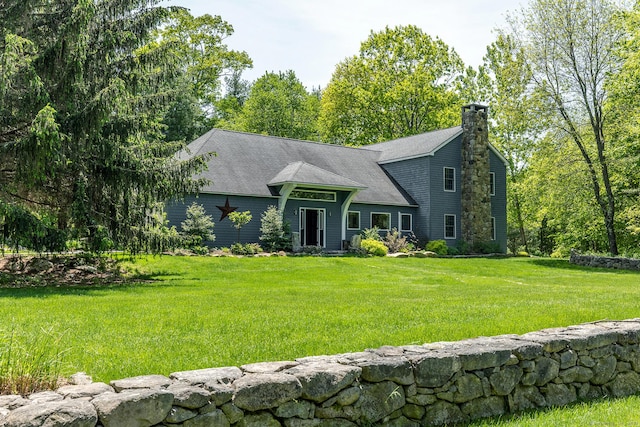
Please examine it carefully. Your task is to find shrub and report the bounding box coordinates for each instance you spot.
[181,202,215,245]
[425,239,449,255]
[361,238,388,256]
[229,211,252,242]
[259,206,291,252]
[361,227,382,241]
[231,242,262,255]
[384,228,408,253]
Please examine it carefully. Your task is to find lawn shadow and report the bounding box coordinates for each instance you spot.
[528,257,639,274]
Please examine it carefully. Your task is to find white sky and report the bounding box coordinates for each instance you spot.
[163,0,521,90]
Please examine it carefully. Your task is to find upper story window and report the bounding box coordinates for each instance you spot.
[371,212,391,231]
[444,167,456,192]
[490,172,496,196]
[347,211,360,230]
[290,189,336,202]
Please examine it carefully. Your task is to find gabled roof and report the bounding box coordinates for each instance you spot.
[178,129,415,206]
[366,126,462,163]
[268,161,366,190]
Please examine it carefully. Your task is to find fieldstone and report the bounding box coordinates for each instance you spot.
[591,355,617,385]
[283,418,356,427]
[183,409,230,427]
[170,367,242,386]
[92,389,173,427]
[411,352,461,388]
[534,357,560,386]
[236,411,281,427]
[579,355,596,368]
[453,374,483,403]
[453,338,514,371]
[0,395,29,410]
[314,403,360,422]
[274,399,314,419]
[232,372,302,411]
[110,374,171,392]
[461,395,505,419]
[490,365,523,396]
[57,382,114,399]
[543,383,576,407]
[406,394,437,406]
[358,357,413,385]
[336,386,361,406]
[26,257,53,273]
[27,391,63,405]
[358,380,406,424]
[560,350,578,369]
[402,403,425,420]
[221,402,244,424]
[520,330,570,353]
[383,416,420,426]
[508,385,546,412]
[606,371,640,397]
[241,361,298,373]
[423,400,467,426]
[165,405,198,423]
[69,372,93,385]
[205,382,234,405]
[166,382,211,409]
[285,362,361,403]
[559,366,593,384]
[1,399,97,427]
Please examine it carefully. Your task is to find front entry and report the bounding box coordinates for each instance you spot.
[300,208,325,247]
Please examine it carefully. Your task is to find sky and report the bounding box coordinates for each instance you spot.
[162,0,522,90]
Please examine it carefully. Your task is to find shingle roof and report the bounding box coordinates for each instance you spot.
[178,129,416,206]
[268,161,366,189]
[367,126,462,163]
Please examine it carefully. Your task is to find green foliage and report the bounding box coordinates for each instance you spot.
[0,202,67,254]
[230,242,262,255]
[0,0,210,255]
[228,211,252,242]
[361,227,382,241]
[319,25,464,145]
[259,206,291,252]
[361,238,389,256]
[181,202,215,245]
[221,70,320,140]
[425,240,449,255]
[127,207,182,255]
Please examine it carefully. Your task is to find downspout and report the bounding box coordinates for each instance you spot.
[340,190,359,241]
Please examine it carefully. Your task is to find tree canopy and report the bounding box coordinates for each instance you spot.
[318,25,465,146]
[0,0,209,253]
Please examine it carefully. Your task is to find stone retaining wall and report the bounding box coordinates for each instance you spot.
[2,319,640,426]
[570,251,640,270]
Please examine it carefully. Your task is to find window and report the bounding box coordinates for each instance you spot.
[347,211,360,230]
[400,213,412,232]
[444,167,456,192]
[490,172,496,196]
[444,214,456,239]
[371,212,391,230]
[290,189,336,202]
[491,217,496,241]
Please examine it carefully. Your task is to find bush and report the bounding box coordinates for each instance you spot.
[384,228,408,253]
[361,238,388,256]
[361,227,382,241]
[425,240,449,255]
[181,202,215,246]
[259,206,291,252]
[231,242,262,255]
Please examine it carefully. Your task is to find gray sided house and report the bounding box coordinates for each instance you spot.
[166,104,508,252]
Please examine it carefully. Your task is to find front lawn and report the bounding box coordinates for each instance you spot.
[1,256,639,385]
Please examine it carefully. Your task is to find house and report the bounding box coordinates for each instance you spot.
[166,104,508,252]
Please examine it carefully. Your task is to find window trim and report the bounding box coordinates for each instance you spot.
[347,211,361,230]
[444,167,456,192]
[491,216,496,241]
[290,189,336,202]
[399,213,412,232]
[371,212,391,231]
[444,214,456,239]
[490,172,496,196]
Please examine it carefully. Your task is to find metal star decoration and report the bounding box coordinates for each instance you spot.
[216,196,238,221]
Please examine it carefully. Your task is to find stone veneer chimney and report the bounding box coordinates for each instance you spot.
[460,104,492,247]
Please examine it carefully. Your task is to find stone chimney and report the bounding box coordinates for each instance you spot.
[460,104,492,247]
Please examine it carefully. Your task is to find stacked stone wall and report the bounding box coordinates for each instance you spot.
[570,251,640,271]
[2,319,640,426]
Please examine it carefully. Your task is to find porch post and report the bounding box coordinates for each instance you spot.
[340,190,359,241]
[278,183,296,212]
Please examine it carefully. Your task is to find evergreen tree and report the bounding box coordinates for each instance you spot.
[181,202,215,245]
[259,206,291,252]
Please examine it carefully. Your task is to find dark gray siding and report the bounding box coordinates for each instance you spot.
[490,151,508,252]
[428,135,463,245]
[380,157,430,240]
[166,194,278,248]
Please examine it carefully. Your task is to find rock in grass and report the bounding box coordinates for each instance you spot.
[1,399,97,427]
